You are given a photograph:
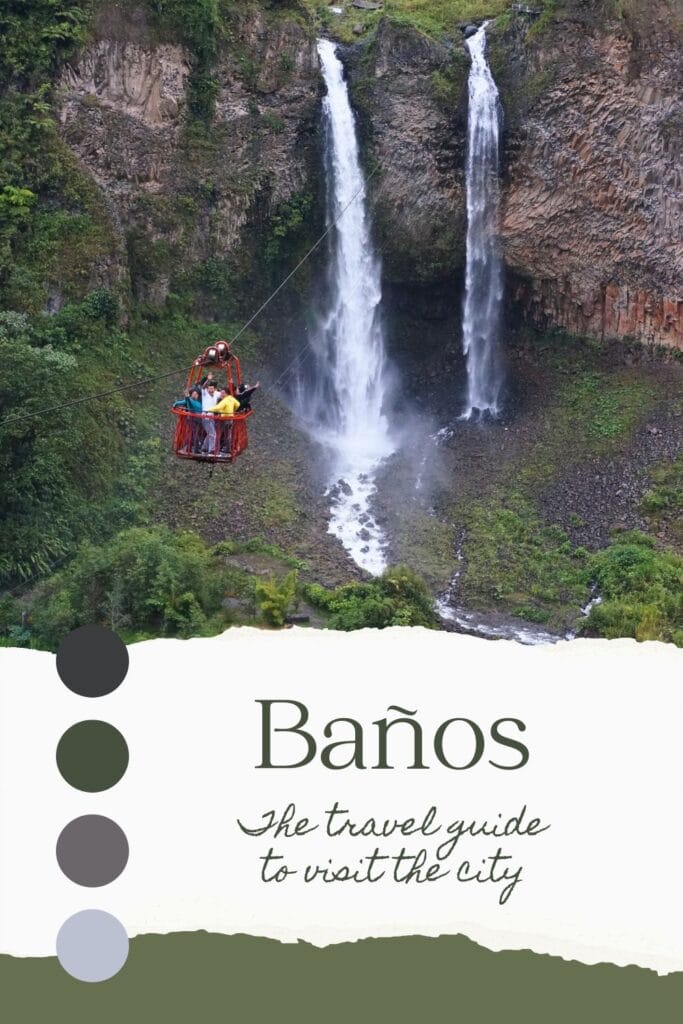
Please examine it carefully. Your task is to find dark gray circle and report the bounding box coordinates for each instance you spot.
[56,626,129,697]
[57,910,128,982]
[56,815,129,887]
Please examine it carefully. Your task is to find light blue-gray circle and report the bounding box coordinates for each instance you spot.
[56,910,129,982]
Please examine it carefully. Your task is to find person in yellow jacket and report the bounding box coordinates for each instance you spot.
[206,388,240,457]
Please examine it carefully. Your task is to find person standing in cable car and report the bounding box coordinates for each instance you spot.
[207,387,240,458]
[235,380,260,411]
[200,378,221,455]
[173,387,202,452]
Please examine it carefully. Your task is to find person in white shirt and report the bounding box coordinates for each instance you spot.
[201,379,220,454]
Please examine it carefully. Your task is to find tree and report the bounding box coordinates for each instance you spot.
[29,526,232,647]
[255,571,298,628]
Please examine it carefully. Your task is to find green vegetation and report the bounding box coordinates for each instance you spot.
[192,450,308,536]
[458,493,589,627]
[640,456,683,545]
[0,1,119,310]
[515,334,659,490]
[141,0,314,114]
[502,0,683,47]
[256,570,298,626]
[414,332,681,641]
[26,526,234,648]
[526,0,557,40]
[4,527,311,649]
[0,1,93,89]
[454,489,683,643]
[488,1,657,123]
[0,0,277,317]
[145,0,226,122]
[382,0,507,35]
[306,567,438,630]
[582,531,683,644]
[0,302,155,585]
[302,1,508,40]
[0,592,28,649]
[381,507,455,593]
[0,186,36,278]
[264,191,316,270]
[509,0,630,45]
[430,52,469,111]
[1,539,438,647]
[0,300,257,589]
[303,0,674,45]
[262,110,286,134]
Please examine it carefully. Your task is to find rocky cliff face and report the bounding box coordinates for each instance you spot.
[339,19,471,378]
[345,6,682,355]
[493,2,683,351]
[348,20,468,287]
[54,3,682,353]
[58,3,321,309]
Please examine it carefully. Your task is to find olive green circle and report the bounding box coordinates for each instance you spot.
[56,721,129,793]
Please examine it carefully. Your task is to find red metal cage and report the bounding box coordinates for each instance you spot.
[171,341,253,464]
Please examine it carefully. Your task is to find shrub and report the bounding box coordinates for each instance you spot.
[0,1,93,90]
[0,593,21,634]
[583,531,683,644]
[28,526,233,648]
[306,567,437,631]
[255,571,298,627]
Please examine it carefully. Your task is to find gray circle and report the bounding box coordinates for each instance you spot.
[57,910,128,982]
[56,815,129,887]
[56,626,129,697]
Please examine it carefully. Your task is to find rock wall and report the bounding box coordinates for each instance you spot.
[494,2,683,350]
[57,3,321,309]
[54,3,682,352]
[347,20,468,287]
[349,7,683,353]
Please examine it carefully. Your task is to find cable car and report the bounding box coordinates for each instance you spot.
[171,341,254,463]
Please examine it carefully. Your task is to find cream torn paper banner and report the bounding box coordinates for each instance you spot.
[0,629,682,974]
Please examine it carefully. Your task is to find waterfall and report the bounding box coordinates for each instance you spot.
[295,38,394,574]
[461,23,504,419]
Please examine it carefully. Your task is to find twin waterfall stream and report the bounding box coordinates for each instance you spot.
[297,29,503,576]
[296,39,393,575]
[462,23,504,419]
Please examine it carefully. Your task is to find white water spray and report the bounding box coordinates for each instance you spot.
[461,23,504,418]
[296,39,394,574]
